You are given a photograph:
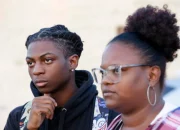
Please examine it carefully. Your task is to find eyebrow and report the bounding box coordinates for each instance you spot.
[26,52,56,60]
[100,64,119,69]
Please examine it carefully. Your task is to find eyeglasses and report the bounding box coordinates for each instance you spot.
[92,64,151,84]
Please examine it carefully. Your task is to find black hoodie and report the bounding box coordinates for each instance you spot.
[4,70,118,130]
[5,70,116,130]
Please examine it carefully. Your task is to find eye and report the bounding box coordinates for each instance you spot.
[99,69,105,78]
[27,61,35,67]
[44,58,53,64]
[121,67,128,71]
[113,67,121,75]
[100,70,104,74]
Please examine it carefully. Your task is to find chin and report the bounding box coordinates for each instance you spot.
[105,100,118,110]
[37,88,52,94]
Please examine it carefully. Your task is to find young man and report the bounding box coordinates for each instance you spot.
[4,25,117,130]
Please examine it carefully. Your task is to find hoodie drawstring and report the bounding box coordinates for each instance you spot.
[58,108,67,130]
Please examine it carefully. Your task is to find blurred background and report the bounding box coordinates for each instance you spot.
[1,0,180,129]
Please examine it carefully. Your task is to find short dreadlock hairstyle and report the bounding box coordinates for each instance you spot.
[25,25,83,58]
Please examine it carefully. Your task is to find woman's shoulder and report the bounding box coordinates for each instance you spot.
[171,106,180,113]
[152,107,180,129]
[107,114,122,130]
[167,107,180,122]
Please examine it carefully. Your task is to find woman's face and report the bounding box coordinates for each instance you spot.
[101,42,150,113]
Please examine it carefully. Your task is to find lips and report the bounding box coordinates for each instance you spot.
[34,80,48,87]
[102,90,115,97]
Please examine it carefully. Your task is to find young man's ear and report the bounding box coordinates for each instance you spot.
[68,54,79,70]
[148,66,161,86]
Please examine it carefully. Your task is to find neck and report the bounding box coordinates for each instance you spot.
[50,78,78,107]
[121,98,164,128]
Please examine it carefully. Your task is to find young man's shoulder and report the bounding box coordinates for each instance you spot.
[4,103,28,130]
[95,96,119,125]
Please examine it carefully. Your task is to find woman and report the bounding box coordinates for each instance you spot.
[4,25,110,130]
[92,5,180,130]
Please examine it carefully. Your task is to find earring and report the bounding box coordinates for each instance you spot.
[147,84,157,106]
[71,69,74,72]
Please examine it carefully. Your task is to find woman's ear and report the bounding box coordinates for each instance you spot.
[148,66,161,86]
[68,54,79,70]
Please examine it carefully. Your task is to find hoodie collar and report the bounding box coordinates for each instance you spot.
[30,70,96,97]
[30,70,98,124]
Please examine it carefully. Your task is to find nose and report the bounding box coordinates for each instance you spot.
[32,63,45,75]
[101,75,114,86]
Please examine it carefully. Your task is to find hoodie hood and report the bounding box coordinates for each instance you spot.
[30,70,98,130]
[30,70,97,98]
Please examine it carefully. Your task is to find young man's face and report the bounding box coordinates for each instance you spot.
[26,40,71,94]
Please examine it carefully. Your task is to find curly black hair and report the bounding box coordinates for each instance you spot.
[25,25,83,58]
[109,5,180,89]
[124,5,180,62]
